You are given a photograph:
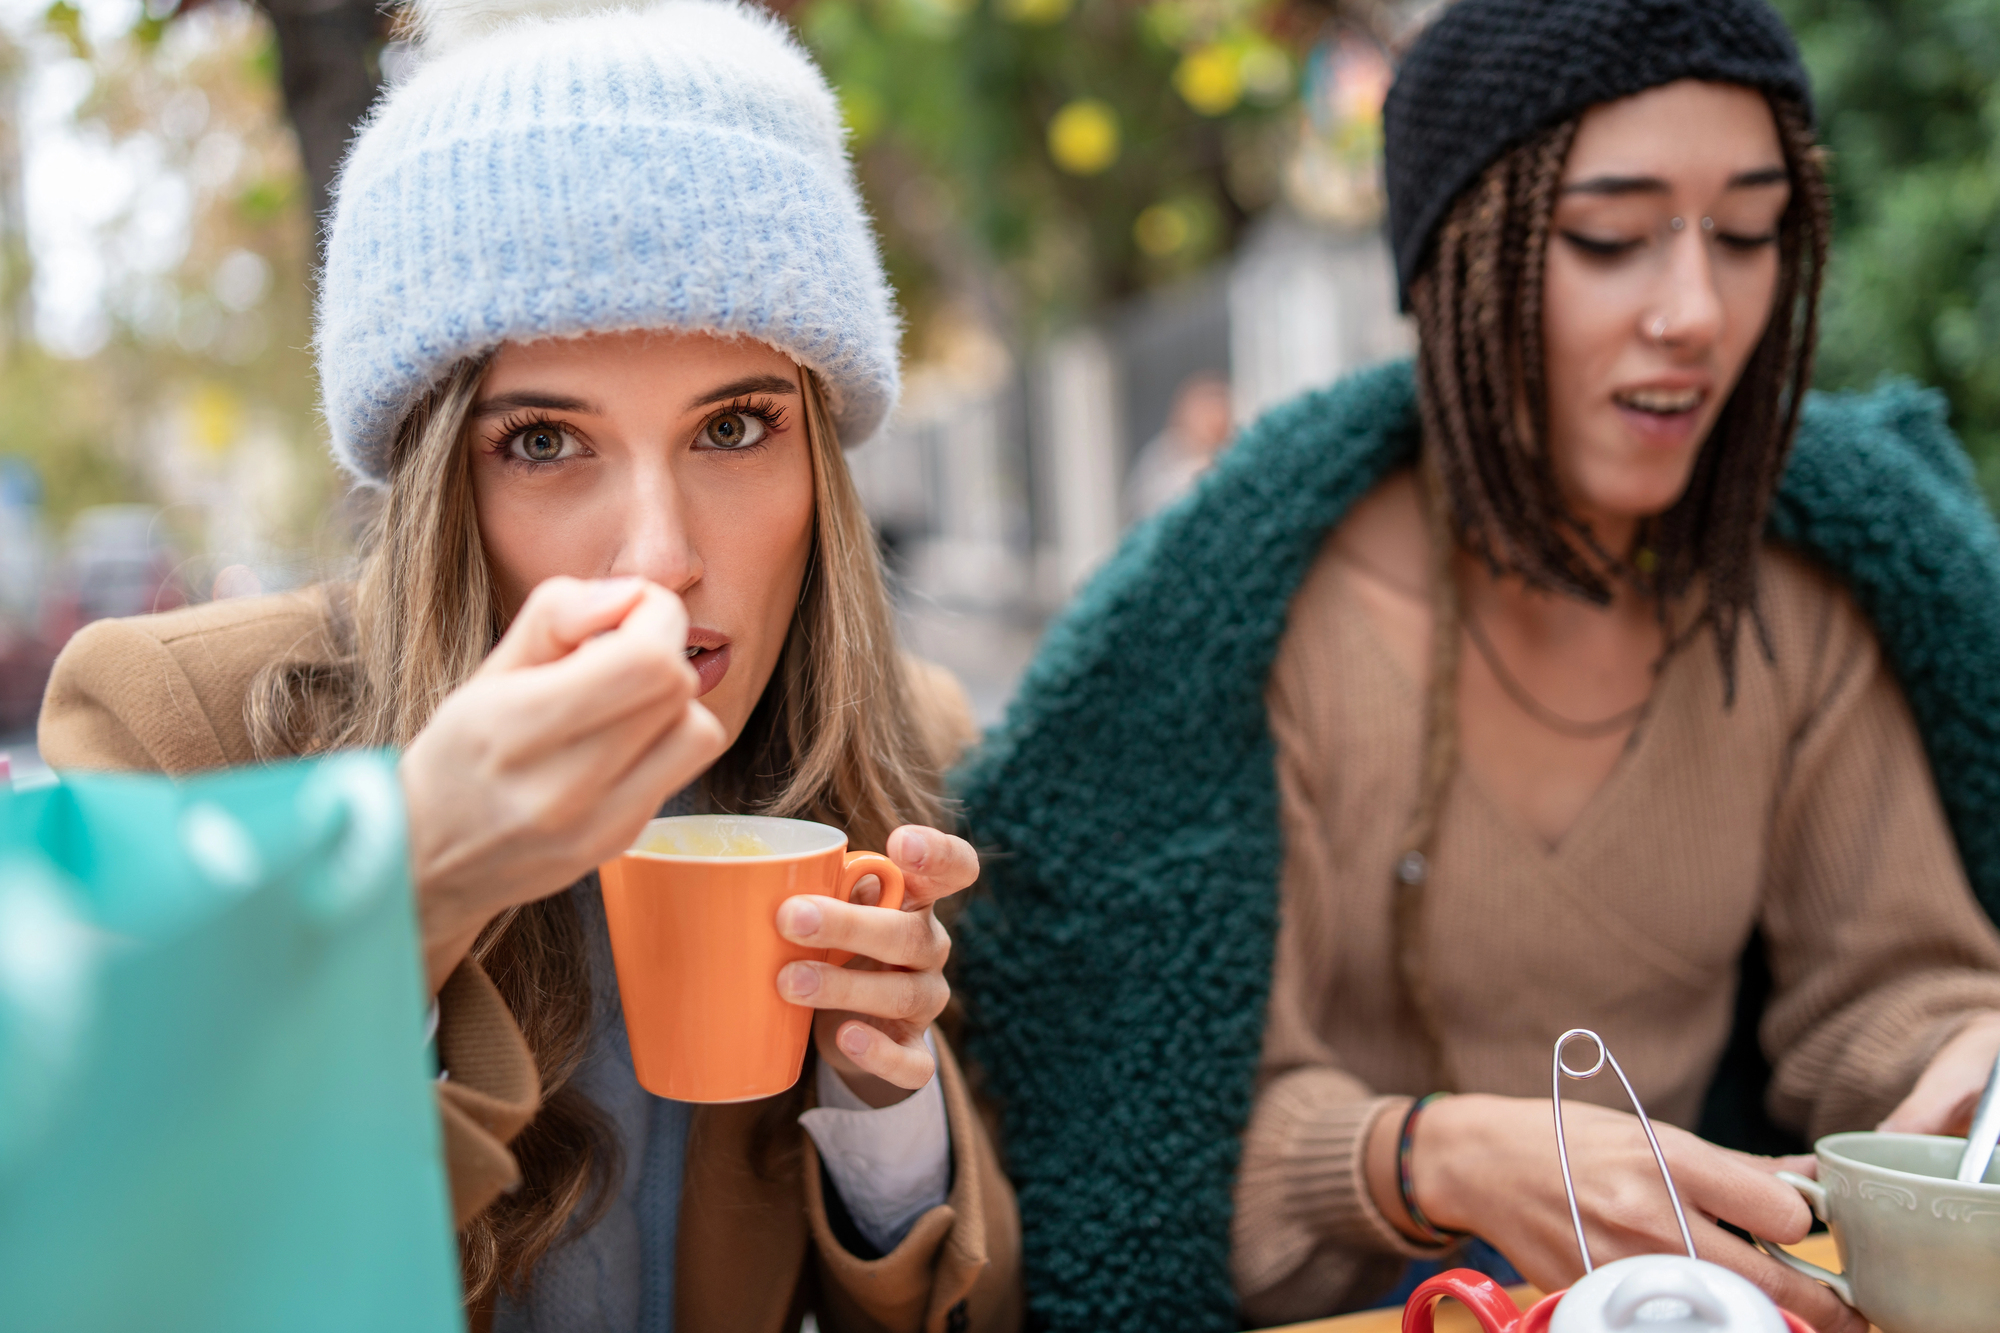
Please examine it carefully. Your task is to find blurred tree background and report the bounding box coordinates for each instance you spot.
[3,0,1999,539]
[0,0,334,550]
[1778,0,2000,495]
[792,0,1393,346]
[800,0,2000,497]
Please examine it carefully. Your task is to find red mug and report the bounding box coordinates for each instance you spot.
[1402,1271,1559,1333]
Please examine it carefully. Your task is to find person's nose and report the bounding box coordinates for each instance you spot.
[1644,229,1726,356]
[610,460,701,594]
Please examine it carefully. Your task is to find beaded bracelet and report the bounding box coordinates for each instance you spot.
[1396,1092,1470,1247]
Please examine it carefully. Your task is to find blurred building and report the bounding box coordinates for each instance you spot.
[854,211,1410,725]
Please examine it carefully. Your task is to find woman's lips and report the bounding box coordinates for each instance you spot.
[1613,399,1706,448]
[686,642,730,697]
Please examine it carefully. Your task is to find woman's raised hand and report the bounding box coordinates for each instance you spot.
[773,824,979,1106]
[402,576,728,989]
[1394,1094,1865,1333]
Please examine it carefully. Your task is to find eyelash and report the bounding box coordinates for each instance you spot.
[1559,229,1780,259]
[1561,232,1643,258]
[488,412,581,470]
[485,397,791,470]
[699,397,788,451]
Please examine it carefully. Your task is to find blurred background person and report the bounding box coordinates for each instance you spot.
[1123,370,1234,522]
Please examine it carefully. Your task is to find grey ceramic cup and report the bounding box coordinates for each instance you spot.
[1754,1132,2000,1333]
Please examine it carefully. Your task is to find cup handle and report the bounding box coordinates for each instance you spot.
[1400,1270,1523,1333]
[825,851,905,967]
[1751,1171,1853,1307]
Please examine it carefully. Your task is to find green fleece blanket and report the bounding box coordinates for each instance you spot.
[953,358,2000,1331]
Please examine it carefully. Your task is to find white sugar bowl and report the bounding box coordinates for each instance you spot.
[1548,1255,1793,1333]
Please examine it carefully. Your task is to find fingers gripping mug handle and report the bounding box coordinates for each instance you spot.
[1751,1172,1854,1308]
[825,852,904,967]
[1402,1271,1523,1333]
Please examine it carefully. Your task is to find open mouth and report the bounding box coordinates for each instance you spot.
[1614,386,1705,416]
[682,638,731,697]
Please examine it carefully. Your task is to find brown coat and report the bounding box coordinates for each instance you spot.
[38,587,1021,1333]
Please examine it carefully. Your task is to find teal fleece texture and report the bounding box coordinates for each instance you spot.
[952,359,2000,1331]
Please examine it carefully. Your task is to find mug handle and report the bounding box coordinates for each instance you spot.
[1401,1270,1523,1333]
[825,852,905,967]
[1750,1171,1854,1308]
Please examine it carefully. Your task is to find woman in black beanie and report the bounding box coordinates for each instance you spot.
[1223,3,2000,1327]
[951,1,2000,1329]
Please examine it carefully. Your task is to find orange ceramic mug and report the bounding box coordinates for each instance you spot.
[598,814,905,1103]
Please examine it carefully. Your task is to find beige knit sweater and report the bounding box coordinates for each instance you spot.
[1230,540,2000,1325]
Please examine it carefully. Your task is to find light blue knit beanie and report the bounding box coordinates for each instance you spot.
[317,0,900,483]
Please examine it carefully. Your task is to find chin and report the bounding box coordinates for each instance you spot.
[1573,461,1700,526]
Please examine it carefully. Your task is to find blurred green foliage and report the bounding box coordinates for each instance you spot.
[1778,0,2000,495]
[797,0,1319,340]
[0,351,147,528]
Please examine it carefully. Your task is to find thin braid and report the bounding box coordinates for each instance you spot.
[1513,125,1577,512]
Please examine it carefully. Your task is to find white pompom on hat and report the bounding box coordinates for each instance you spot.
[317,0,901,483]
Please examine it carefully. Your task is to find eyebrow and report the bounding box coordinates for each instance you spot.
[686,374,798,411]
[471,390,599,417]
[1561,165,1790,197]
[471,373,800,419]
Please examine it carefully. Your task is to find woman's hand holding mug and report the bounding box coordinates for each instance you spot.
[401,576,728,990]
[776,824,978,1106]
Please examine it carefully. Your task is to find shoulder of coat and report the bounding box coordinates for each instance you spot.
[107,586,339,653]
[41,586,346,774]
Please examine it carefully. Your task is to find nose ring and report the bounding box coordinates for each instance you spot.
[1670,216,1685,232]
[1649,316,1669,341]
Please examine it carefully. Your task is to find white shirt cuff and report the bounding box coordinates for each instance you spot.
[798,1030,952,1254]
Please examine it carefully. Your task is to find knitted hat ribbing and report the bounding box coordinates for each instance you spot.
[1383,0,1812,311]
[317,0,899,482]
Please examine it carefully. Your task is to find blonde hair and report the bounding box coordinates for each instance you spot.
[250,357,946,1304]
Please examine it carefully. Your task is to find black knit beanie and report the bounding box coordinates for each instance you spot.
[1383,0,1813,310]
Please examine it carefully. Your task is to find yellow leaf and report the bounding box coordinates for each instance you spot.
[186,384,242,457]
[1174,45,1241,117]
[1048,99,1120,176]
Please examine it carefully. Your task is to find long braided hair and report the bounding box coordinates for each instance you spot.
[1390,97,1831,1081]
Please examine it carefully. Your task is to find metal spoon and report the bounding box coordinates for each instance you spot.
[1957,1048,2000,1184]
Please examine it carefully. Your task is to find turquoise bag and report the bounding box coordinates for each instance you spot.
[0,754,463,1332]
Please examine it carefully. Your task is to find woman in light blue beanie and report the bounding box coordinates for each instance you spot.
[37,1,1022,1328]
[320,0,902,482]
